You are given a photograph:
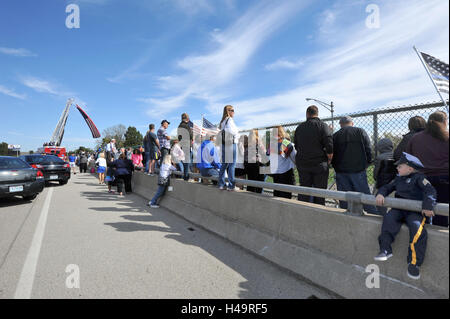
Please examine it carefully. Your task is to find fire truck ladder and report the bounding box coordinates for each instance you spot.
[49,98,73,146]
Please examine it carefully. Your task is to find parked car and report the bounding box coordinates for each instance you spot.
[20,154,71,185]
[0,156,45,200]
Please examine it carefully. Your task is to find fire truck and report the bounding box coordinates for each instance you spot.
[39,99,100,160]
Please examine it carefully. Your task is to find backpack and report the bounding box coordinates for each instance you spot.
[376,159,397,189]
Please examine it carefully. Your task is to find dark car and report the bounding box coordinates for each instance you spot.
[20,154,71,185]
[0,156,45,200]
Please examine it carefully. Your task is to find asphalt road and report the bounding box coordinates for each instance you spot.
[0,172,333,299]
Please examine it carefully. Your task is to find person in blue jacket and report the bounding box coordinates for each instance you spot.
[196,134,221,184]
[374,152,437,280]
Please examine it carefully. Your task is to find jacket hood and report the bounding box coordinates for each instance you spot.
[377,138,393,153]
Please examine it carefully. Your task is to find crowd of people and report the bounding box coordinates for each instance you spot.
[68,104,448,280]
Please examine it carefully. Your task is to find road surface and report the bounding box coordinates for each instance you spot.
[0,173,333,299]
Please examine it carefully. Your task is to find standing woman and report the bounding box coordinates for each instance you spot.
[218,105,240,191]
[112,153,134,196]
[245,129,267,193]
[270,126,296,199]
[406,111,449,227]
[95,152,107,184]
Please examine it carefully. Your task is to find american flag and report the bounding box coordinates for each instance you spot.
[189,118,220,137]
[420,52,449,95]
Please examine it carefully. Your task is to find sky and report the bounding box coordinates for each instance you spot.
[0,0,448,152]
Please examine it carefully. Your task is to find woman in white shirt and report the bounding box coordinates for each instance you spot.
[218,105,239,191]
[95,152,107,184]
[269,126,296,199]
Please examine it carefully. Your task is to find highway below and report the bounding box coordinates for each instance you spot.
[0,172,333,299]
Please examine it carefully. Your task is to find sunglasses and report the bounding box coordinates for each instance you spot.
[230,109,235,113]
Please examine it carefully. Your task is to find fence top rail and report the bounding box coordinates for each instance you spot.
[239,100,448,133]
[157,170,449,217]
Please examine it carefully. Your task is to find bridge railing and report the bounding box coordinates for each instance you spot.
[167,171,449,218]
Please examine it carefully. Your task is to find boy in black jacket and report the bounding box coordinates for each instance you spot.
[374,152,437,280]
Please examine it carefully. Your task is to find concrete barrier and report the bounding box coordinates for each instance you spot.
[132,172,449,299]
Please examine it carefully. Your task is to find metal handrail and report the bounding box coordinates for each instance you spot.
[151,170,449,217]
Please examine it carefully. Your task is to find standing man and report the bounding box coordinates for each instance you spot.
[177,113,193,181]
[143,124,160,175]
[79,152,88,173]
[331,116,378,214]
[294,105,333,205]
[106,139,117,162]
[157,120,171,166]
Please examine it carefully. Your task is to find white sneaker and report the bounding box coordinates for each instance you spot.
[219,186,225,190]
[150,205,160,208]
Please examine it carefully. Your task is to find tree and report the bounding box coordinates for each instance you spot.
[124,126,143,148]
[29,150,34,154]
[96,124,127,150]
[0,142,8,155]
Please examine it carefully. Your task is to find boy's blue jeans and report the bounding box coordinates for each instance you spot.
[150,185,167,205]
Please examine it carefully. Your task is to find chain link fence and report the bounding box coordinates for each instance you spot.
[240,100,449,192]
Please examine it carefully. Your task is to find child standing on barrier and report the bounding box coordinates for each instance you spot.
[374,152,437,280]
[148,154,177,209]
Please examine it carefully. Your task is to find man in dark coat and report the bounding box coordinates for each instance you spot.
[332,116,378,214]
[294,105,333,206]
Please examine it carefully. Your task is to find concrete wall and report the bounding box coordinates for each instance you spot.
[132,172,449,299]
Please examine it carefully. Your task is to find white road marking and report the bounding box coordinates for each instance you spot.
[14,188,54,299]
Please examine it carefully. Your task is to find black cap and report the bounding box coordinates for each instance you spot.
[161,120,170,125]
[395,152,424,170]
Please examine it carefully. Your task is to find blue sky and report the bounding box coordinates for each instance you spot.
[0,0,448,152]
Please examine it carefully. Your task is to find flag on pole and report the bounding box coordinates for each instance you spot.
[419,51,449,95]
[189,118,219,137]
[202,117,220,136]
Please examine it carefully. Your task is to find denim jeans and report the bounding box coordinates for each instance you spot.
[145,152,150,173]
[177,162,184,177]
[219,144,236,189]
[335,171,379,214]
[200,168,220,177]
[151,185,167,205]
[182,162,190,180]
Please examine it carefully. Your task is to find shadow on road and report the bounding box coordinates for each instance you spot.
[78,176,324,299]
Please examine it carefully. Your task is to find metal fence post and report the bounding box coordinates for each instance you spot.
[373,113,379,158]
[346,192,364,215]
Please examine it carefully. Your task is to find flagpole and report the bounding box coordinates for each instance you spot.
[413,46,449,112]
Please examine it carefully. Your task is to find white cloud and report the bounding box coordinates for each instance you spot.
[0,85,27,100]
[0,47,37,57]
[140,0,311,116]
[19,76,88,109]
[265,58,304,71]
[228,0,449,130]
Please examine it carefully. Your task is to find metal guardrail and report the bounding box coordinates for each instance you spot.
[161,170,449,218]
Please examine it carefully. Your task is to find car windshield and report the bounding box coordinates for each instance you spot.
[23,155,64,164]
[0,158,30,169]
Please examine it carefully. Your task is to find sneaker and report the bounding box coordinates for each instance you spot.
[150,205,160,209]
[374,251,393,261]
[219,186,225,190]
[227,187,236,192]
[407,263,420,280]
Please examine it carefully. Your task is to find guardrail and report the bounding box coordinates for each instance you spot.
[165,170,449,218]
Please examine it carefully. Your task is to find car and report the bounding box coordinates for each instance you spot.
[20,154,71,185]
[0,156,45,200]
